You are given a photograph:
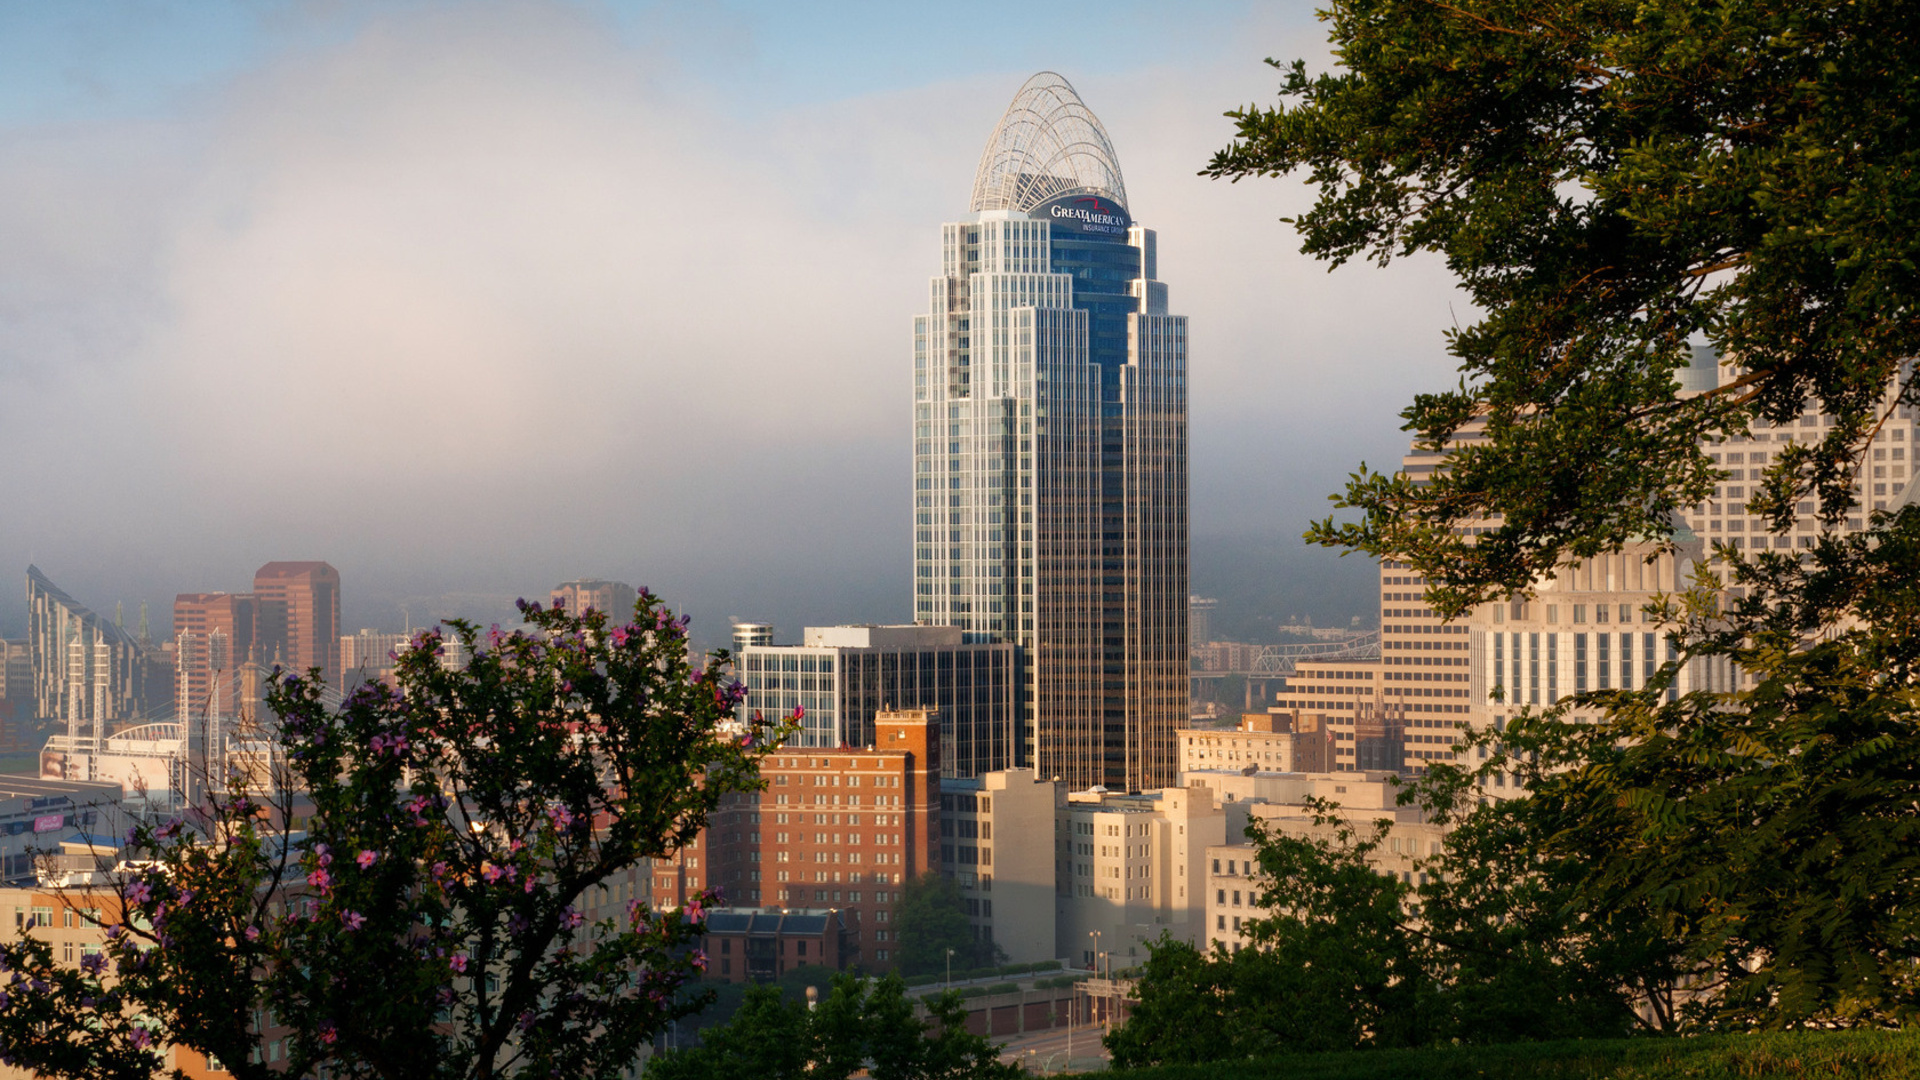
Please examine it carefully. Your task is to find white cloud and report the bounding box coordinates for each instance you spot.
[0,1,1467,639]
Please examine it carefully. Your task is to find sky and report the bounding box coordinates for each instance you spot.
[0,0,1469,649]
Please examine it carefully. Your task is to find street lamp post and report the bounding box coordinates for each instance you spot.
[946,947,955,989]
[1087,930,1102,1033]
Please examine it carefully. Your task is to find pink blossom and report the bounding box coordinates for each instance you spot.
[690,948,708,971]
[449,953,469,973]
[685,899,705,924]
[357,850,378,870]
[244,926,261,942]
[319,1022,338,1046]
[343,911,366,931]
[307,868,332,890]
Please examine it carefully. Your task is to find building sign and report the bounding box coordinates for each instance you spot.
[33,814,64,833]
[1033,193,1131,237]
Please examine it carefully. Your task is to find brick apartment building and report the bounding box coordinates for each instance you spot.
[652,709,942,969]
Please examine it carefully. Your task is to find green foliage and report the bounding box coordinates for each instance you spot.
[1107,812,1428,1068]
[648,973,1023,1080]
[1208,0,1920,1035]
[893,874,998,977]
[1209,0,1920,613]
[1106,1029,1920,1080]
[1488,509,1920,1027]
[1109,792,1673,1068]
[0,593,782,1080]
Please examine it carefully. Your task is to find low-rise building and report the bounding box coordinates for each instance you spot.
[0,776,124,883]
[701,908,854,983]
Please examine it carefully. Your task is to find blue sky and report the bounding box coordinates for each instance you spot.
[0,1,1457,644]
[0,1,1306,124]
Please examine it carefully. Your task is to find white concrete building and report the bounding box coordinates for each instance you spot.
[939,768,1060,964]
[1054,785,1234,970]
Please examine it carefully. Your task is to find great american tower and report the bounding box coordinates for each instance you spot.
[912,72,1188,792]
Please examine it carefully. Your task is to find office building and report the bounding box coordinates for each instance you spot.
[652,710,941,969]
[913,72,1188,792]
[735,624,1018,778]
[938,768,1060,964]
[1177,714,1301,775]
[550,579,637,619]
[340,629,410,687]
[25,566,160,733]
[1054,784,1225,969]
[252,562,341,688]
[172,592,255,725]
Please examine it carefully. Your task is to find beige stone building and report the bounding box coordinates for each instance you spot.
[1053,784,1233,971]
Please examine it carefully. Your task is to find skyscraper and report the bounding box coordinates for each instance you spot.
[252,562,342,688]
[25,566,158,733]
[913,73,1188,792]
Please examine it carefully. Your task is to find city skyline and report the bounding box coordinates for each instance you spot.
[0,1,1465,647]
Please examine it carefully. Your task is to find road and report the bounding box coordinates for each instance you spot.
[993,1022,1111,1075]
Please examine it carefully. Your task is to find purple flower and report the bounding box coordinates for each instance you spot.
[244,926,261,942]
[690,948,708,971]
[343,911,366,931]
[128,1028,153,1050]
[80,953,106,976]
[562,907,584,930]
[124,881,152,904]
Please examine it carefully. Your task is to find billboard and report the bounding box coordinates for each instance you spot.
[1032,192,1131,238]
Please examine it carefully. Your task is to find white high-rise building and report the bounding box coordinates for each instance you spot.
[913,72,1188,792]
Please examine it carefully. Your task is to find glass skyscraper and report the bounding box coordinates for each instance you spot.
[913,73,1187,792]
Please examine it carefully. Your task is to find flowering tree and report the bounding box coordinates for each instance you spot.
[0,592,780,1080]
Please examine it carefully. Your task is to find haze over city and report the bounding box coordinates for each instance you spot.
[0,0,1466,646]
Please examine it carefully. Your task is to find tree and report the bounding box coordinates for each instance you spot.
[893,874,998,978]
[1209,0,1920,1027]
[1108,807,1426,1067]
[647,973,1023,1080]
[1209,0,1920,613]
[1485,521,1920,1026]
[0,592,783,1079]
[1108,790,1674,1068]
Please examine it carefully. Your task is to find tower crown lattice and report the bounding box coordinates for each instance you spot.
[969,72,1128,215]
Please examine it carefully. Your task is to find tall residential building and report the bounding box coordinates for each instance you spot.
[252,562,341,688]
[914,72,1188,793]
[734,624,1019,777]
[25,567,157,732]
[550,579,637,619]
[172,592,256,725]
